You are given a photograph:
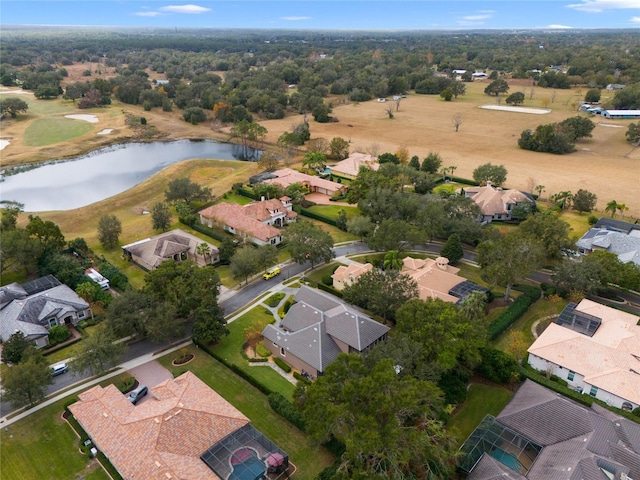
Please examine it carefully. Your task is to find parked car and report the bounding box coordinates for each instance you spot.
[127,385,148,404]
[51,363,68,376]
[263,267,281,280]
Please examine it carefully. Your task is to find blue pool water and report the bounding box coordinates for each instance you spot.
[228,455,266,480]
[490,448,521,472]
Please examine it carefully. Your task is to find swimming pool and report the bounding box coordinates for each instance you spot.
[490,447,522,472]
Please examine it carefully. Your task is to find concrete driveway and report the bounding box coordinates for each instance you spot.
[127,360,173,405]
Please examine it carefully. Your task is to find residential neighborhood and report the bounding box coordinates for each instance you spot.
[1,22,640,480]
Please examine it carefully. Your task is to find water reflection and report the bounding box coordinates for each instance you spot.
[0,140,260,212]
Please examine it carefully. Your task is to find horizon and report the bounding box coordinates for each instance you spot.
[2,1,640,30]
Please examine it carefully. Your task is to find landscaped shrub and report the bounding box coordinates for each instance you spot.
[487,285,541,340]
[633,407,640,418]
[256,343,271,357]
[588,215,598,225]
[293,372,312,384]
[116,375,136,393]
[476,347,521,384]
[317,283,343,298]
[267,392,306,431]
[265,292,285,308]
[274,357,292,373]
[321,275,333,286]
[48,325,71,345]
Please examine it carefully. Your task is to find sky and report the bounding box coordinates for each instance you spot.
[1,0,640,30]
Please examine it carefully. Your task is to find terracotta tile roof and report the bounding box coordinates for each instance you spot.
[464,185,533,216]
[69,371,250,480]
[329,153,379,177]
[263,168,345,194]
[401,257,465,303]
[331,263,373,284]
[528,299,640,405]
[199,202,283,242]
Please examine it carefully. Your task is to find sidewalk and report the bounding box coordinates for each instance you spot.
[0,340,192,428]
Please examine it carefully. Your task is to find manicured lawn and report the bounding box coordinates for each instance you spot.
[305,262,343,285]
[44,322,107,365]
[0,373,134,480]
[447,383,514,446]
[305,204,360,220]
[157,345,334,480]
[24,118,94,146]
[211,307,296,398]
[433,182,469,195]
[217,192,254,205]
[305,217,358,243]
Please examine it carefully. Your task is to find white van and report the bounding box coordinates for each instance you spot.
[51,363,68,376]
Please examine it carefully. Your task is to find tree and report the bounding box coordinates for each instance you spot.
[300,355,457,479]
[2,348,52,408]
[284,220,334,268]
[70,328,126,376]
[572,189,597,213]
[451,113,463,132]
[257,151,280,172]
[440,87,454,101]
[477,232,544,302]
[518,124,575,154]
[383,250,403,271]
[1,331,31,364]
[472,163,508,187]
[342,268,418,322]
[535,184,545,199]
[26,214,66,251]
[230,246,260,284]
[183,106,206,124]
[284,182,309,204]
[421,152,442,174]
[0,228,43,275]
[165,178,211,204]
[312,102,331,122]
[505,91,525,106]
[367,218,417,252]
[346,215,374,241]
[484,79,509,96]
[302,151,327,172]
[408,155,420,170]
[0,97,28,118]
[254,244,279,273]
[605,200,619,217]
[451,81,466,98]
[626,123,640,144]
[440,233,464,265]
[558,116,595,141]
[328,136,349,160]
[151,202,172,232]
[97,214,122,249]
[196,242,212,264]
[396,298,486,370]
[584,88,601,103]
[519,212,572,261]
[459,290,488,322]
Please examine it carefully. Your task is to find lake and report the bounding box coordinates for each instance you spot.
[0,140,259,212]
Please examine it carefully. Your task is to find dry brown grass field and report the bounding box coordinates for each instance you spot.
[2,78,638,223]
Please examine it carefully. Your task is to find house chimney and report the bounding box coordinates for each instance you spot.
[435,257,449,270]
[486,180,492,188]
[261,196,265,202]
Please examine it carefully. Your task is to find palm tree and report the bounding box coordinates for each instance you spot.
[534,185,545,199]
[383,250,403,271]
[605,200,619,218]
[617,203,629,219]
[196,242,211,265]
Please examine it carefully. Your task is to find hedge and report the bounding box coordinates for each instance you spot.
[184,219,228,243]
[267,392,306,431]
[236,186,260,200]
[274,357,292,373]
[317,282,343,298]
[293,372,312,384]
[265,292,286,308]
[298,207,338,227]
[487,285,541,341]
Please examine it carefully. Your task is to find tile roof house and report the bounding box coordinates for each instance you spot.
[0,275,91,348]
[199,197,296,246]
[328,152,379,179]
[262,286,390,377]
[69,371,288,480]
[460,379,640,479]
[122,229,220,271]
[461,182,535,224]
[576,219,640,267]
[528,299,640,411]
[262,168,347,197]
[331,262,374,291]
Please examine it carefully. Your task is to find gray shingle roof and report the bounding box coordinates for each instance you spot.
[264,286,389,373]
[576,228,640,266]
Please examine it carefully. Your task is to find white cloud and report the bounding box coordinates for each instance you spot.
[158,4,211,14]
[462,14,493,21]
[567,0,640,13]
[135,11,161,17]
[281,16,311,21]
[546,24,574,28]
[631,16,640,21]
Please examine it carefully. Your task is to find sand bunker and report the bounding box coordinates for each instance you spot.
[65,114,99,123]
[97,128,114,135]
[0,139,10,151]
[480,105,551,114]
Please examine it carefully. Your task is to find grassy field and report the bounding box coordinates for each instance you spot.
[157,345,334,480]
[209,306,297,398]
[23,118,95,146]
[447,383,514,446]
